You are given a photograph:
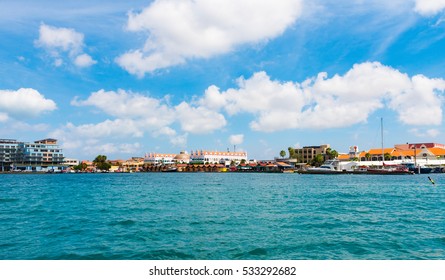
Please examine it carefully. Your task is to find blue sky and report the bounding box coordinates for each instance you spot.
[1,0,445,160]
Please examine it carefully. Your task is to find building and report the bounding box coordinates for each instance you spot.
[123,157,145,171]
[294,144,330,164]
[14,138,65,171]
[144,153,177,165]
[189,150,248,165]
[331,142,445,168]
[63,158,79,167]
[1,138,65,171]
[0,139,19,171]
[173,151,191,164]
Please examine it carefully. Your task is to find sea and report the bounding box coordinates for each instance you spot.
[0,172,444,260]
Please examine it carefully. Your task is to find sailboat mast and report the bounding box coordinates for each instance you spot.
[381,117,384,165]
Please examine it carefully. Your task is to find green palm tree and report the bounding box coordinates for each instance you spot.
[288,147,295,159]
[365,153,371,161]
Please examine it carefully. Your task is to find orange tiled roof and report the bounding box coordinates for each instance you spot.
[368,148,395,155]
[358,151,367,157]
[427,147,445,156]
[391,150,415,157]
[337,154,350,160]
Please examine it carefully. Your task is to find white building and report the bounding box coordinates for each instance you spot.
[144,153,176,165]
[173,151,191,164]
[63,158,79,167]
[190,150,248,165]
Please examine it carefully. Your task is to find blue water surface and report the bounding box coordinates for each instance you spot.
[0,173,444,259]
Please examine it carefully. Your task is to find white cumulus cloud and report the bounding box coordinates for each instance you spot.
[414,0,445,16]
[116,0,303,76]
[175,102,227,134]
[74,53,97,68]
[35,23,96,68]
[198,62,445,132]
[409,128,441,138]
[71,89,175,127]
[0,88,57,120]
[229,134,244,145]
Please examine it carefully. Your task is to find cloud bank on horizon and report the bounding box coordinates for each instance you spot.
[2,0,445,159]
[49,61,445,155]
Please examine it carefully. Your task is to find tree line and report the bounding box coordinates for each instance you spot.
[73,154,112,171]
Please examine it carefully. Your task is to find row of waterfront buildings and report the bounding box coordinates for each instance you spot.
[0,138,250,172]
[3,137,445,172]
[294,143,445,167]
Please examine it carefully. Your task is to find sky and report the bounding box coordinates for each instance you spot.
[2,0,445,160]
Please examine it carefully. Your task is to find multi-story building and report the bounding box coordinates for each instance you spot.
[0,139,19,171]
[123,157,145,171]
[14,138,65,171]
[294,144,330,164]
[190,150,248,165]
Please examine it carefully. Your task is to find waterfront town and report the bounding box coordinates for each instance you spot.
[2,138,445,174]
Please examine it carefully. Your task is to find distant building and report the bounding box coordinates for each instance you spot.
[144,153,177,165]
[123,157,145,171]
[356,142,445,162]
[190,150,247,165]
[0,139,19,171]
[294,144,330,164]
[63,158,79,167]
[173,151,190,164]
[395,143,445,150]
[1,138,64,171]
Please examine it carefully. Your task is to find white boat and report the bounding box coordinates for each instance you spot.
[299,159,344,174]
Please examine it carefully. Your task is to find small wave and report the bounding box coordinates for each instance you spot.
[233,247,268,259]
[435,236,445,244]
[138,249,195,260]
[37,253,113,260]
[109,220,136,226]
[189,220,225,226]
[0,243,14,249]
[0,198,19,203]
[248,248,268,256]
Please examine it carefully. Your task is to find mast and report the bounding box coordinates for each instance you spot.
[381,117,384,165]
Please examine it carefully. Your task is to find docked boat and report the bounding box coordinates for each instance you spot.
[365,164,414,175]
[282,169,295,173]
[161,166,177,172]
[401,163,432,174]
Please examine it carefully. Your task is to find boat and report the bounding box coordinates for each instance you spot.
[366,163,414,175]
[298,159,344,174]
[282,169,295,173]
[161,166,177,172]
[401,163,432,174]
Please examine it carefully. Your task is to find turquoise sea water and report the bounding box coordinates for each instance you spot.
[0,173,444,260]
